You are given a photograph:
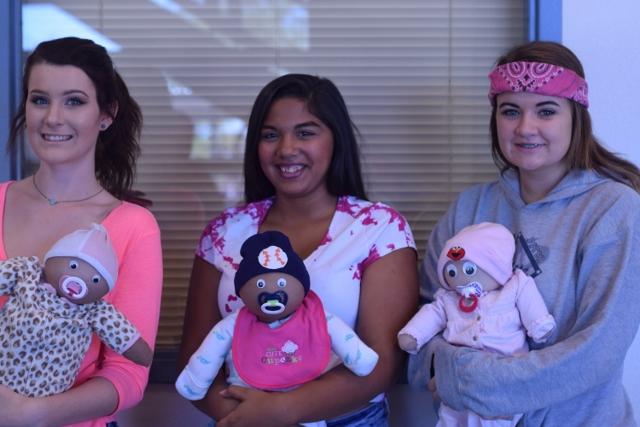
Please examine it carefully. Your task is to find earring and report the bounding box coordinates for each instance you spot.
[100,123,108,130]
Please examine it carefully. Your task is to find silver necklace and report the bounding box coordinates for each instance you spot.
[32,175,104,206]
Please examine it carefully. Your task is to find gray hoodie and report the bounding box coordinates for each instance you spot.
[408,168,640,427]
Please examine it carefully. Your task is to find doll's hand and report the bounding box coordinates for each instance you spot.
[123,337,154,366]
[0,385,44,427]
[397,333,418,353]
[217,386,298,427]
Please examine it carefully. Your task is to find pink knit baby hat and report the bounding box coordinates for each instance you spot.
[44,223,118,291]
[437,222,515,289]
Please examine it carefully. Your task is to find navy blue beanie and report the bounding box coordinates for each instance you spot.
[234,231,310,295]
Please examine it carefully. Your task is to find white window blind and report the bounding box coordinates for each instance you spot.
[23,0,525,348]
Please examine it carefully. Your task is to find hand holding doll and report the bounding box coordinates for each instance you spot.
[176,230,379,427]
[0,224,153,397]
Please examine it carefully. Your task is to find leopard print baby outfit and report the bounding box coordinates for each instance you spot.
[0,256,141,397]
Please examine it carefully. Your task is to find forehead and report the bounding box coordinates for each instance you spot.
[264,97,324,125]
[28,63,96,95]
[47,256,100,271]
[249,272,301,284]
[496,91,570,108]
[445,259,476,266]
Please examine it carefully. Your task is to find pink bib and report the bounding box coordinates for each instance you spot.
[232,290,331,389]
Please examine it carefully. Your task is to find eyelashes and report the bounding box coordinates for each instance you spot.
[28,96,88,106]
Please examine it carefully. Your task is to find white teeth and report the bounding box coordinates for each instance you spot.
[519,143,541,149]
[280,165,303,174]
[43,134,72,142]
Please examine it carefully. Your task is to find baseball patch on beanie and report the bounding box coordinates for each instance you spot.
[258,245,289,269]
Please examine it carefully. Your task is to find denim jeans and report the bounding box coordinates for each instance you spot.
[326,400,389,427]
[207,400,389,427]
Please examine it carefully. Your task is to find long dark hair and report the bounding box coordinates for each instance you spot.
[243,73,367,202]
[490,41,640,192]
[8,37,148,204]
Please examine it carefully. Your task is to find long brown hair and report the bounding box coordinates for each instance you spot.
[489,41,640,192]
[8,37,149,205]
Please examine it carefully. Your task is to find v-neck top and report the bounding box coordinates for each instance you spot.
[196,195,416,329]
[0,181,163,427]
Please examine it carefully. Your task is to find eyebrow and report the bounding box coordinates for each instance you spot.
[29,89,90,97]
[498,100,561,109]
[262,121,322,129]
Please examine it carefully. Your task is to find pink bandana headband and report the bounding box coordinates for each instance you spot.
[488,61,589,108]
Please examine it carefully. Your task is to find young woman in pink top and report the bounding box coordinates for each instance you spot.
[0,37,163,427]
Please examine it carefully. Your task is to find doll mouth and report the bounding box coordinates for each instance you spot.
[259,291,288,315]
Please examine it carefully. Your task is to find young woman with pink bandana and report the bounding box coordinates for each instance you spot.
[408,41,640,427]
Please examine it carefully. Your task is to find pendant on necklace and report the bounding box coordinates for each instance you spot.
[48,197,57,206]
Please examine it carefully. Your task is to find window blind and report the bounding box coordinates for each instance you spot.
[23,0,525,348]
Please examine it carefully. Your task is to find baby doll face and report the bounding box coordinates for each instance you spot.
[443,260,500,297]
[44,257,110,305]
[238,272,306,323]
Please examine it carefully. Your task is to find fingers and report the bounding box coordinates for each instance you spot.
[428,376,440,402]
[427,376,436,392]
[220,385,248,401]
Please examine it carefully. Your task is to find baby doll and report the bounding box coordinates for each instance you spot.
[0,224,153,397]
[176,230,379,427]
[398,222,556,427]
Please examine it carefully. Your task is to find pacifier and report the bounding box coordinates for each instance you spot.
[59,275,88,300]
[456,281,483,313]
[258,291,288,315]
[456,281,483,298]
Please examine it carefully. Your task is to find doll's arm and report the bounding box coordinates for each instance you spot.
[397,290,449,354]
[325,311,379,376]
[0,257,39,295]
[122,338,153,366]
[176,312,237,400]
[513,270,556,343]
[90,300,154,365]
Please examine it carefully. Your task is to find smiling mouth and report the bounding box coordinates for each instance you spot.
[516,143,543,149]
[279,165,304,177]
[42,134,72,142]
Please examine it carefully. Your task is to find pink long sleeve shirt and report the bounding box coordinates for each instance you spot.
[0,182,163,427]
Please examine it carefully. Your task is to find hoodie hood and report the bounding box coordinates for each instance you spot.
[499,169,610,207]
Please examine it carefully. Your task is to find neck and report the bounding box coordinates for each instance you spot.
[269,192,338,225]
[518,167,569,204]
[33,166,102,203]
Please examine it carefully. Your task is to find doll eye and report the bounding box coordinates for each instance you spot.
[463,262,477,276]
[276,277,287,288]
[256,279,266,288]
[68,260,79,269]
[92,275,101,284]
[445,264,457,278]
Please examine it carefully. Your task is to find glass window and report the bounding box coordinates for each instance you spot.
[21,0,525,348]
